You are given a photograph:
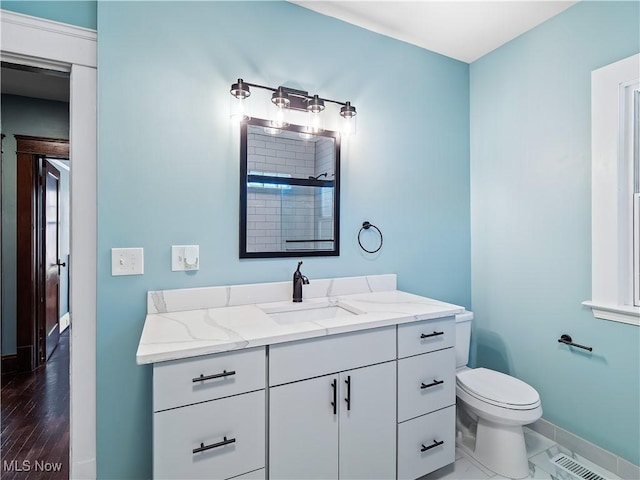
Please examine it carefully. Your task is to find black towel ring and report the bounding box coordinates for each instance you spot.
[358,221,383,254]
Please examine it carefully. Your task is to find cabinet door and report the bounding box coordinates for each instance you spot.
[339,362,396,480]
[269,375,339,480]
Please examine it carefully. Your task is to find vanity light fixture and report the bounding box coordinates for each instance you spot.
[229,78,356,135]
[230,79,251,99]
[307,94,325,133]
[271,87,291,108]
[230,79,251,123]
[270,86,290,128]
[307,94,325,113]
[340,101,357,135]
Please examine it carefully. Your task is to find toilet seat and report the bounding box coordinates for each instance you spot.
[456,368,540,410]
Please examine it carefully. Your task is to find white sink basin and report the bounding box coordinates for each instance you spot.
[260,301,364,325]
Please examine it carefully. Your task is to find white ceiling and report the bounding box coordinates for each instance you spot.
[290,1,578,63]
[0,1,578,101]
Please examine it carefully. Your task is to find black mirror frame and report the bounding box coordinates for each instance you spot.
[239,118,341,259]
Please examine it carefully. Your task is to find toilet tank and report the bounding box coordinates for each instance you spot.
[455,311,473,368]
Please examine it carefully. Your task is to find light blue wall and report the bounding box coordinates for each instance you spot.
[470,1,640,466]
[97,1,470,477]
[1,94,70,356]
[0,0,96,30]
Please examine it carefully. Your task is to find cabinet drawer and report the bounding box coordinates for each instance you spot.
[397,316,454,359]
[397,406,456,480]
[153,347,265,412]
[398,347,455,422]
[269,326,395,386]
[154,390,265,480]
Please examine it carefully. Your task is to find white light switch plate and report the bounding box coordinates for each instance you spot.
[172,245,199,271]
[111,247,144,276]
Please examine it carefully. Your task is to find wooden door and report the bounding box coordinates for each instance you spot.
[269,374,339,479]
[339,362,397,480]
[15,136,68,371]
[42,160,61,360]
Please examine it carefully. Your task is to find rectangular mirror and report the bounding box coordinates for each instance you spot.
[239,118,340,258]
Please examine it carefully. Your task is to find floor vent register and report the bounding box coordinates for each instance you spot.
[550,453,608,480]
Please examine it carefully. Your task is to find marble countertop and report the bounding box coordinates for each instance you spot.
[136,281,463,365]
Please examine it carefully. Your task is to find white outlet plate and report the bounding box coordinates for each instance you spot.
[172,245,199,271]
[111,247,144,276]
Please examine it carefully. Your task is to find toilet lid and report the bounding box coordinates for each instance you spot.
[457,368,540,407]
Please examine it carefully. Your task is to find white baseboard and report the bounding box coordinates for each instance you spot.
[530,418,639,479]
[60,312,70,332]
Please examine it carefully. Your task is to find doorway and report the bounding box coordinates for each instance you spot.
[1,65,71,478]
[1,10,98,477]
[13,134,70,371]
[1,65,70,371]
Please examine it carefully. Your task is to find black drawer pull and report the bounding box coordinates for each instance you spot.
[331,379,337,415]
[421,440,444,452]
[420,379,444,389]
[193,436,236,454]
[420,331,444,339]
[344,375,351,411]
[192,370,236,383]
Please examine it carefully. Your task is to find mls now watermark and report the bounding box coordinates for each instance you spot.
[3,459,63,473]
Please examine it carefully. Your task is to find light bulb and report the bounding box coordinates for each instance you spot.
[230,96,248,123]
[341,115,356,136]
[271,106,288,128]
[307,111,323,133]
[340,101,356,136]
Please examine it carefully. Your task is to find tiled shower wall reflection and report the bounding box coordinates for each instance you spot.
[313,137,335,251]
[246,131,334,253]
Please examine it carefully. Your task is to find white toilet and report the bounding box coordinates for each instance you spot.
[455,311,542,479]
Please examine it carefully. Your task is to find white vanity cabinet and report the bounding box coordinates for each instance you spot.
[148,316,458,480]
[152,347,266,480]
[268,327,397,480]
[140,278,465,480]
[396,316,456,480]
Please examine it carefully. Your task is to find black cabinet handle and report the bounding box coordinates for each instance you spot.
[420,379,444,389]
[193,436,236,454]
[192,370,236,383]
[421,440,444,452]
[344,375,351,411]
[331,379,337,415]
[420,331,444,339]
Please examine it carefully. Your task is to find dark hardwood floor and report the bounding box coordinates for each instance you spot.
[1,329,69,479]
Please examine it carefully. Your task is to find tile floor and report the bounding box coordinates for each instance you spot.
[423,428,621,480]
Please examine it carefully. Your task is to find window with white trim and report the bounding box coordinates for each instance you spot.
[633,88,640,308]
[585,54,640,325]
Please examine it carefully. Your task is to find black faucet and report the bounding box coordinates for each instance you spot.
[292,261,309,302]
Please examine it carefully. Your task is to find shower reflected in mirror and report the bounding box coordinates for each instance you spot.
[239,118,340,258]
